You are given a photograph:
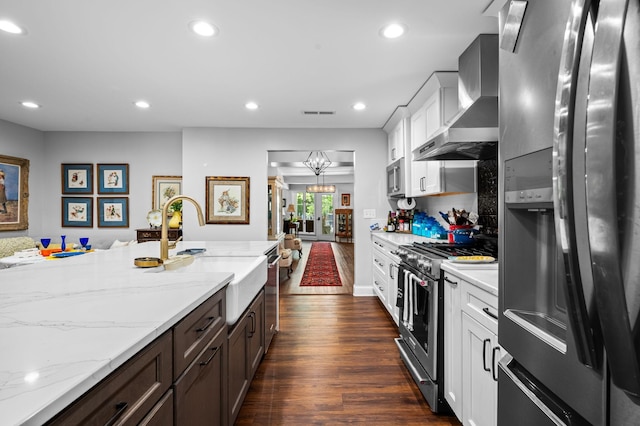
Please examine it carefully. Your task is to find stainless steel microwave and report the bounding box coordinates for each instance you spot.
[386,159,405,198]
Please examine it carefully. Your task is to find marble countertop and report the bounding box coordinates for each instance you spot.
[0,240,276,426]
[441,260,499,296]
[370,231,439,247]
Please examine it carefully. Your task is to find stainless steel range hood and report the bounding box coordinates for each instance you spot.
[415,34,499,161]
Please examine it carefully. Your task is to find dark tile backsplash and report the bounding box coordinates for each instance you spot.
[477,158,498,235]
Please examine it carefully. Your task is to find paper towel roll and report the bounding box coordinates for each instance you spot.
[397,198,415,210]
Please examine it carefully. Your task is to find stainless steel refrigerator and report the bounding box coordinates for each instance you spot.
[498,0,640,424]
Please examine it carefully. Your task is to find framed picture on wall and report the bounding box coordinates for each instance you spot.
[341,193,351,206]
[62,197,93,227]
[205,176,250,224]
[97,164,129,194]
[152,175,182,211]
[97,197,129,227]
[61,163,93,194]
[0,154,29,231]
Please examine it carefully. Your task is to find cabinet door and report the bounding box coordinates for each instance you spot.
[248,290,265,377]
[444,272,463,419]
[424,90,442,140]
[372,245,389,307]
[462,312,498,426]
[228,290,265,425]
[228,315,250,424]
[409,100,443,196]
[410,104,427,152]
[423,161,443,194]
[386,262,400,325]
[174,326,226,426]
[389,119,405,162]
[372,268,387,306]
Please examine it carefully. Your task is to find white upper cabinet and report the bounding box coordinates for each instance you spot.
[408,72,466,197]
[384,107,409,165]
[409,73,458,152]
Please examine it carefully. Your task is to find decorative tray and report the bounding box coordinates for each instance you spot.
[448,255,496,264]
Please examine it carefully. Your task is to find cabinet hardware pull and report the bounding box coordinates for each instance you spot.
[482,339,491,372]
[492,346,501,382]
[104,401,128,426]
[444,276,458,286]
[200,346,221,366]
[196,316,216,333]
[482,307,498,320]
[248,311,256,336]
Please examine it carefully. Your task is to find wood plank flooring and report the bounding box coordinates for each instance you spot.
[235,292,462,424]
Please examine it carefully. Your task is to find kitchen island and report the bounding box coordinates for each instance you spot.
[0,239,277,426]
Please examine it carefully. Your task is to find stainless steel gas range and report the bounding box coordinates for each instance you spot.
[394,240,497,413]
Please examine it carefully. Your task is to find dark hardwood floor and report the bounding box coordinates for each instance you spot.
[235,292,461,424]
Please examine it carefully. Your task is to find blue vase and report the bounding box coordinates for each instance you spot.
[61,235,66,251]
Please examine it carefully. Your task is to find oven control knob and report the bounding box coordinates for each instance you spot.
[407,253,418,262]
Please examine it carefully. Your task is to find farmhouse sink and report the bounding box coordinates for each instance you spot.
[172,254,268,325]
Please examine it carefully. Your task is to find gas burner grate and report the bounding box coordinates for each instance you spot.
[413,242,498,259]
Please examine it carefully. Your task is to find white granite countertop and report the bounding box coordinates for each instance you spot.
[441,260,499,296]
[0,239,277,426]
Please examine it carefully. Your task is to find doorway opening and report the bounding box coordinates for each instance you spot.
[268,150,354,295]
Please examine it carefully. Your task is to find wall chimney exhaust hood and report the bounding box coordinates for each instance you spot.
[415,34,499,161]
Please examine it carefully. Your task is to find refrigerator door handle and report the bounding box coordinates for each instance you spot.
[585,0,640,397]
[551,0,598,368]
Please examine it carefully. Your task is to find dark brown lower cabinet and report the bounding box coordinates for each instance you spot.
[47,331,173,426]
[228,289,265,424]
[45,287,227,426]
[174,325,227,425]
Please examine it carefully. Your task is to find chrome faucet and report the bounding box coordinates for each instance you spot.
[160,195,205,260]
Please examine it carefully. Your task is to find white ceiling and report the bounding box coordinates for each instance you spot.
[0,0,502,133]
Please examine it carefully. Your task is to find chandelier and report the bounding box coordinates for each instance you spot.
[306,171,336,193]
[303,151,332,176]
[304,151,335,193]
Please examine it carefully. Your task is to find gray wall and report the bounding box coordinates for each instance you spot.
[0,121,387,296]
[182,127,387,295]
[41,131,182,247]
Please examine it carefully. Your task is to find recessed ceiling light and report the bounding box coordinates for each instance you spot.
[134,100,151,109]
[352,102,366,111]
[189,20,218,37]
[380,23,406,39]
[21,101,40,109]
[245,101,259,110]
[0,20,26,35]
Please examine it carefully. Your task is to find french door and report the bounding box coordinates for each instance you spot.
[294,192,334,240]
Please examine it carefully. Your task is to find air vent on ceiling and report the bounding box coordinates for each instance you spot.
[302,110,336,115]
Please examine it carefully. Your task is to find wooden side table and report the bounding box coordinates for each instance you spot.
[287,221,299,236]
[136,228,182,243]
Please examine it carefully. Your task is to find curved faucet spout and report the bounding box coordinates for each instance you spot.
[160,195,205,260]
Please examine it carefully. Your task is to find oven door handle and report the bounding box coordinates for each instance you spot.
[394,337,430,385]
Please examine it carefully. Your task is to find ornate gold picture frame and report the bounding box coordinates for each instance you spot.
[0,154,29,231]
[205,176,250,224]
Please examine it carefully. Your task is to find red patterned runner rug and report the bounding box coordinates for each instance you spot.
[299,242,343,286]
